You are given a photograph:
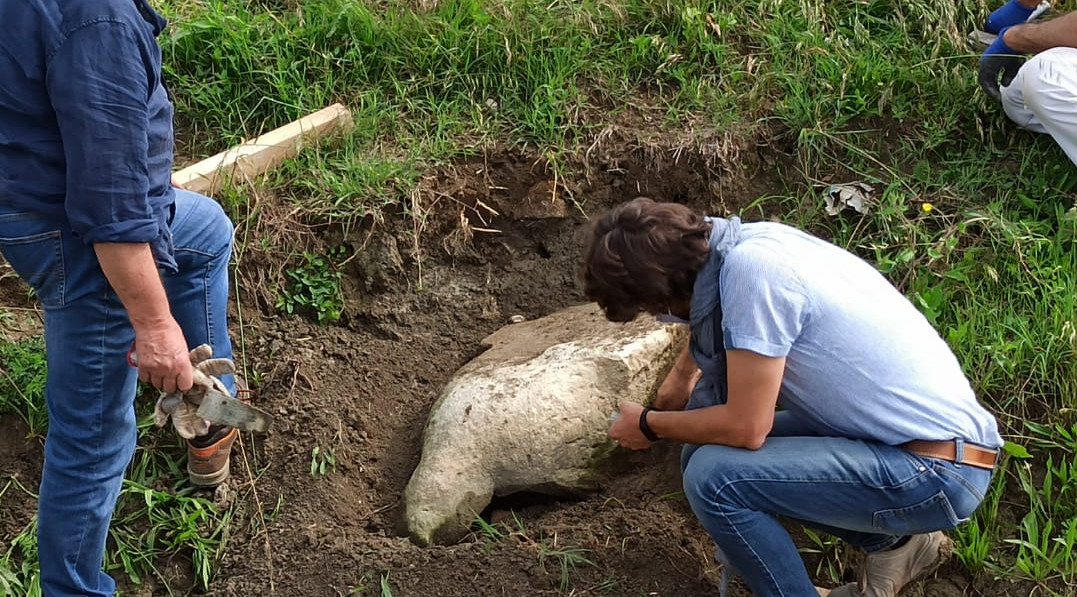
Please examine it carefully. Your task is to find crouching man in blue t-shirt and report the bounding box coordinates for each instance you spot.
[581,198,1002,597]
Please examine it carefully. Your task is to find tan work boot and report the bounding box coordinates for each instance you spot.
[187,425,237,486]
[830,532,953,597]
[186,375,250,487]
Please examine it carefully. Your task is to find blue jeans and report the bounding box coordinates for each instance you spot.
[0,189,234,596]
[681,412,994,597]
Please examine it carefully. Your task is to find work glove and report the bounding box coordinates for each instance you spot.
[978,28,1025,103]
[153,344,236,439]
[984,0,1041,34]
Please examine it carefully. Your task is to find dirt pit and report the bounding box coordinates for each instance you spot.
[0,143,1023,597]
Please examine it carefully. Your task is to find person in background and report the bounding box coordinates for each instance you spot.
[982,0,1048,35]
[979,8,1077,167]
[0,1,240,595]
[581,198,1003,597]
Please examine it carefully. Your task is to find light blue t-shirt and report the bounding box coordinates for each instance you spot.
[717,222,1002,448]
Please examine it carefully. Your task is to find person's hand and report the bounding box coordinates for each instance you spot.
[132,321,194,393]
[170,173,185,189]
[609,401,653,450]
[978,27,1026,102]
[154,344,236,439]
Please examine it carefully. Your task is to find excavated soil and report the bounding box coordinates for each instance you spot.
[0,139,1030,597]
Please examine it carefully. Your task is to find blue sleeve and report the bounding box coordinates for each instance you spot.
[45,20,159,244]
[719,244,813,357]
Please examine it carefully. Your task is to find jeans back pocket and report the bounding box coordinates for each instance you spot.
[872,490,965,535]
[0,229,65,308]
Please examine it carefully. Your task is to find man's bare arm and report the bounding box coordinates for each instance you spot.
[654,339,701,410]
[93,242,193,393]
[1003,11,1077,53]
[611,350,784,450]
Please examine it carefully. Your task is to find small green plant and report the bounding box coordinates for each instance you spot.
[310,446,337,478]
[0,515,41,597]
[1008,511,1077,583]
[469,509,531,552]
[107,480,230,590]
[799,527,847,584]
[0,336,48,437]
[0,307,16,329]
[470,513,514,553]
[379,570,394,597]
[472,515,504,541]
[953,453,1012,573]
[538,539,595,592]
[593,577,620,594]
[277,249,345,325]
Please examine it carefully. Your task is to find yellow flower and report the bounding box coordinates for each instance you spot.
[921,202,934,213]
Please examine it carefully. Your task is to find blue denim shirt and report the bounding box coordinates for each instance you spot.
[0,0,178,271]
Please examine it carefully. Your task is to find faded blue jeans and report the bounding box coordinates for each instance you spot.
[0,189,234,597]
[681,412,994,597]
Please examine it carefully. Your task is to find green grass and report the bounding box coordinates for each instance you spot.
[998,423,1077,589]
[3,0,1077,593]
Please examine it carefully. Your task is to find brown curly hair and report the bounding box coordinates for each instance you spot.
[580,197,711,322]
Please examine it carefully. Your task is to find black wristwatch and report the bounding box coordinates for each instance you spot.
[639,406,661,442]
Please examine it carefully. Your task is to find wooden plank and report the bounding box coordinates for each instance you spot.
[173,103,353,195]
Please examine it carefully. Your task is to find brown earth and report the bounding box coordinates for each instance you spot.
[0,134,1034,597]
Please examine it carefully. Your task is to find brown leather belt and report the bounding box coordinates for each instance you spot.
[901,440,998,471]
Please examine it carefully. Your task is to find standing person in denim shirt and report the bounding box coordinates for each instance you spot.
[581,198,1003,597]
[0,1,239,595]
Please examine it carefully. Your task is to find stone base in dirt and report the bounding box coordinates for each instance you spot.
[404,303,687,546]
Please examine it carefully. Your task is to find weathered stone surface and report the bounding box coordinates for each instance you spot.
[404,303,687,546]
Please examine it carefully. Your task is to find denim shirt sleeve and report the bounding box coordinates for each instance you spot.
[45,20,159,245]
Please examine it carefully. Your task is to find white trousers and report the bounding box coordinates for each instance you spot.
[1001,47,1077,167]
